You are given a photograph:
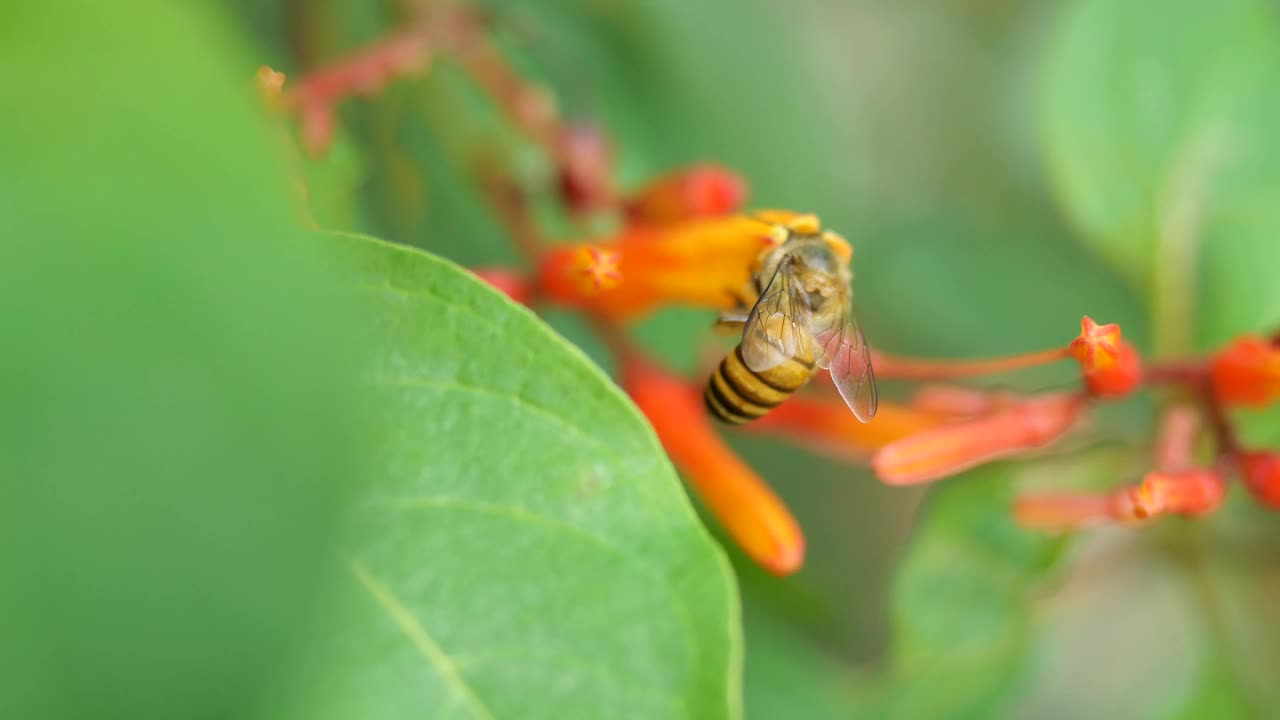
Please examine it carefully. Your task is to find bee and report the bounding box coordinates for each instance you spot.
[705,212,878,424]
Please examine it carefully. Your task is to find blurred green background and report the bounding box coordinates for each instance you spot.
[6,0,1280,717]
[231,0,1280,717]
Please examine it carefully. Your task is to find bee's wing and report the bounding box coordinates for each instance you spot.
[812,299,878,423]
[740,260,813,373]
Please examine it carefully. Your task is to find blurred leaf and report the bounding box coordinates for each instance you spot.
[864,467,1065,719]
[741,605,858,720]
[854,448,1142,718]
[1040,0,1280,350]
[290,235,742,719]
[0,3,362,719]
[301,130,366,230]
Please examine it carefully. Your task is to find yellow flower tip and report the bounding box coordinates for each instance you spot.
[1127,477,1167,519]
[1069,315,1122,369]
[256,65,286,102]
[785,213,821,235]
[576,246,623,293]
[750,209,804,226]
[821,230,852,262]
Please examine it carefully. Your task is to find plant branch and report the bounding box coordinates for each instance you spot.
[871,347,1071,381]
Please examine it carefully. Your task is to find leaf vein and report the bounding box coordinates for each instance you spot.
[344,556,497,720]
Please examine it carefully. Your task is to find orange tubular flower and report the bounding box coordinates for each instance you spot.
[1013,491,1135,531]
[622,354,804,575]
[872,393,1084,486]
[1211,335,1280,408]
[1014,468,1225,531]
[747,393,949,462]
[471,266,533,306]
[1125,469,1226,519]
[1068,316,1142,399]
[908,385,1019,417]
[536,214,785,322]
[1240,452,1280,508]
[623,164,748,225]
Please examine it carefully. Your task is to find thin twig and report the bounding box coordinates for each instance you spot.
[870,347,1071,381]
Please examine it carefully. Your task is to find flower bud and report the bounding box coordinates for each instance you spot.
[1239,452,1280,509]
[1069,316,1142,399]
[1210,336,1280,408]
[1126,469,1225,519]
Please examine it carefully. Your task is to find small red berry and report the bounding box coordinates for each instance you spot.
[1239,452,1280,509]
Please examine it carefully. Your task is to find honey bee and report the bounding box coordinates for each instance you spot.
[705,213,878,424]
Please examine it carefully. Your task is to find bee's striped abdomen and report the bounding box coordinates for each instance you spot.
[705,345,815,424]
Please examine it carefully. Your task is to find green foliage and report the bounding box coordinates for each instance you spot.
[285,235,741,719]
[8,0,1280,718]
[854,466,1066,719]
[1041,0,1280,351]
[0,3,363,718]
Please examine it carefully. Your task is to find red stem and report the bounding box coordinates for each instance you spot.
[871,346,1071,381]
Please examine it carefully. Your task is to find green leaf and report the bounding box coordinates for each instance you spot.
[1040,0,1280,351]
[0,4,363,719]
[289,235,742,719]
[854,448,1142,718]
[865,467,1065,719]
[741,606,858,720]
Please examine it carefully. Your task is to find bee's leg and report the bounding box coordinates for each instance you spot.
[713,310,748,335]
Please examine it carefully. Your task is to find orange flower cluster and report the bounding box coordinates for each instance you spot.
[1015,334,1280,532]
[277,26,1280,575]
[459,162,1280,571]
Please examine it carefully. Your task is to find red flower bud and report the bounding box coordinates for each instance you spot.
[1068,316,1142,398]
[1125,469,1225,519]
[872,392,1084,486]
[1210,336,1280,408]
[624,164,748,225]
[1239,452,1280,509]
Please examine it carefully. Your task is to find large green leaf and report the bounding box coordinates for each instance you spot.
[1040,0,1280,351]
[0,3,362,719]
[287,235,741,719]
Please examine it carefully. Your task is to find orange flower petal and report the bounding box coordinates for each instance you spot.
[623,355,804,574]
[872,393,1084,486]
[537,215,778,321]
